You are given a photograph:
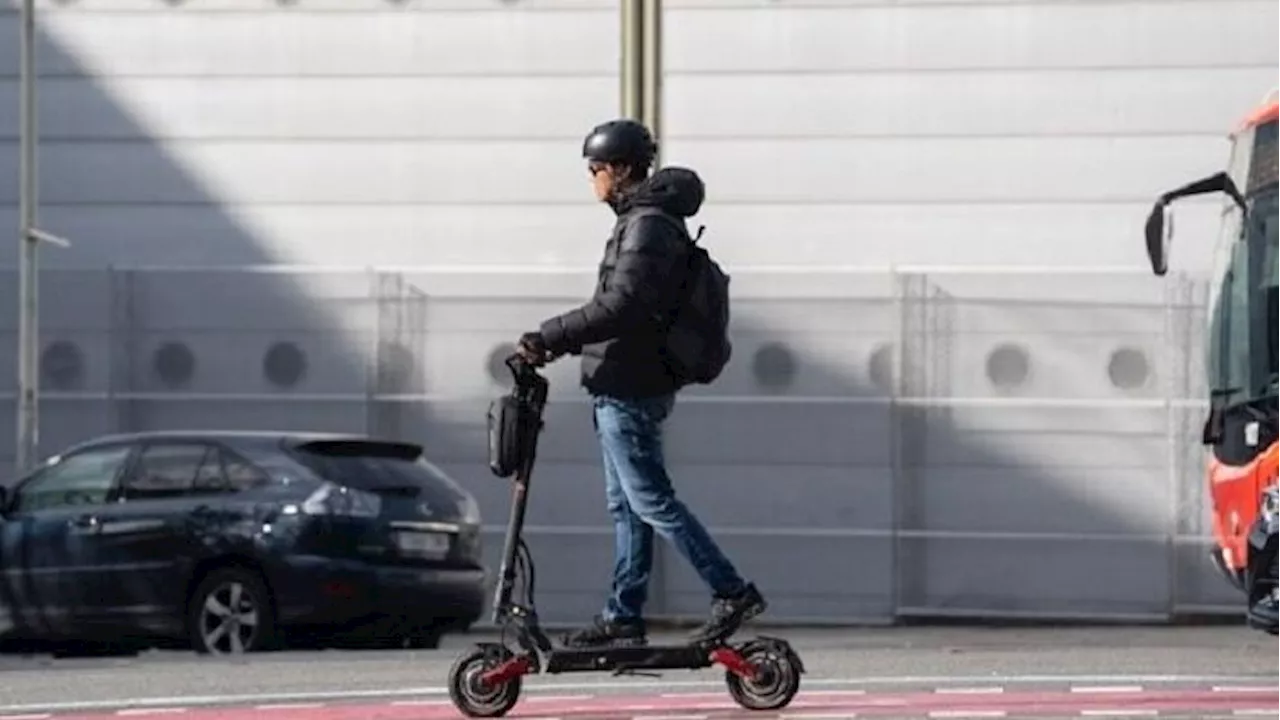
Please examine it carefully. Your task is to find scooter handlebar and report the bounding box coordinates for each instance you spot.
[504,352,548,388]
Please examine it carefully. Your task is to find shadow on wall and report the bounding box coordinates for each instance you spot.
[0,15,1234,633]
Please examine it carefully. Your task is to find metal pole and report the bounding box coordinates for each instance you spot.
[640,0,662,166]
[620,0,642,121]
[15,1,68,475]
[17,0,39,474]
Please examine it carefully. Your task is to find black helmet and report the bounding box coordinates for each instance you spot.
[582,119,657,169]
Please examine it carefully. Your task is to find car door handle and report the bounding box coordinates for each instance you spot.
[69,515,100,533]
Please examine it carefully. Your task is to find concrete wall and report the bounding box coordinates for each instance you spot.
[0,0,1275,623]
[0,0,1275,270]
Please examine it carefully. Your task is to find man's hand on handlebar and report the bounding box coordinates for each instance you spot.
[516,331,555,367]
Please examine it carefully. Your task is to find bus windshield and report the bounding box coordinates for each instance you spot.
[1259,197,1280,286]
[1207,185,1278,409]
[1254,188,1278,396]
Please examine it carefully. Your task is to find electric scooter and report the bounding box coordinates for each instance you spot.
[447,354,805,718]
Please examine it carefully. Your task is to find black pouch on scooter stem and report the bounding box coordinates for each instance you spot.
[487,391,526,478]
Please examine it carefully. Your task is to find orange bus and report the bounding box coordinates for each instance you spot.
[1144,90,1277,634]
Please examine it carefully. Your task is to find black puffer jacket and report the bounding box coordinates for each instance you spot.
[539,166,705,399]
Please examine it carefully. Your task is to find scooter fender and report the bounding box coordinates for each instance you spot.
[750,635,807,674]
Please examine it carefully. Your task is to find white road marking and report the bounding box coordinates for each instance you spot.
[0,675,1272,715]
[0,715,53,720]
[115,711,188,717]
[1079,711,1158,717]
[928,712,1008,718]
[254,704,325,710]
[1070,686,1145,693]
[781,713,861,719]
[1215,686,1277,693]
[934,687,1005,694]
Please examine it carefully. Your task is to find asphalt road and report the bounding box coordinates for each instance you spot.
[0,626,1274,718]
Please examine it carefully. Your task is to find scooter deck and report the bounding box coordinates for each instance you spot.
[543,642,716,674]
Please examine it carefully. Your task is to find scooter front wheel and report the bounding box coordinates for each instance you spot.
[448,645,523,718]
[725,639,802,711]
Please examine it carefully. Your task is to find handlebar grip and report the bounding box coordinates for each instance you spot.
[505,352,529,374]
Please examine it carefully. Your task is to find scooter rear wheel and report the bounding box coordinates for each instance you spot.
[725,639,802,711]
[448,645,523,718]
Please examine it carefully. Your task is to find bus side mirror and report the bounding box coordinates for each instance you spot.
[1144,171,1246,278]
[1144,201,1171,276]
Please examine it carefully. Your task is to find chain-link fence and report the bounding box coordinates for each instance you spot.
[0,265,1239,623]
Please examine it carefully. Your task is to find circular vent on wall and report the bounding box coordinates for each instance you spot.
[752,342,797,391]
[868,344,894,393]
[41,340,84,390]
[1107,347,1150,390]
[153,341,196,388]
[487,343,519,386]
[985,343,1030,391]
[264,341,308,388]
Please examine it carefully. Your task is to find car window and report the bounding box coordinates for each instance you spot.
[192,449,227,493]
[221,451,271,492]
[13,445,132,512]
[189,446,271,494]
[288,441,462,496]
[123,443,209,500]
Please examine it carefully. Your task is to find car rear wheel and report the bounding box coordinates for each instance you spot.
[188,567,277,655]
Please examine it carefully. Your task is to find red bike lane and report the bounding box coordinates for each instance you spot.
[8,686,1275,720]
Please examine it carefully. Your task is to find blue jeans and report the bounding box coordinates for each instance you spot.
[592,393,746,622]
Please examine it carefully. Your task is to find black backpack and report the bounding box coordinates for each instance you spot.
[629,208,732,385]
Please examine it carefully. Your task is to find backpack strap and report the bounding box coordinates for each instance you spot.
[624,207,706,327]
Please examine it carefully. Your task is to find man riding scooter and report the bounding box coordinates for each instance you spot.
[514,118,767,648]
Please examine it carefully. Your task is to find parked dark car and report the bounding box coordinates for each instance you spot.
[0,431,487,654]
[1245,484,1278,635]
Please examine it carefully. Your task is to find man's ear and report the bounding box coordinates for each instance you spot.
[615,163,646,186]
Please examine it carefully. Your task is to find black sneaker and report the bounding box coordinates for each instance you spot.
[561,615,647,648]
[688,582,766,644]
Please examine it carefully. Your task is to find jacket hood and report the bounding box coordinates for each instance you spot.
[613,166,705,218]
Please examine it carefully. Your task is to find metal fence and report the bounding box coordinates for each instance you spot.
[0,264,1239,623]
